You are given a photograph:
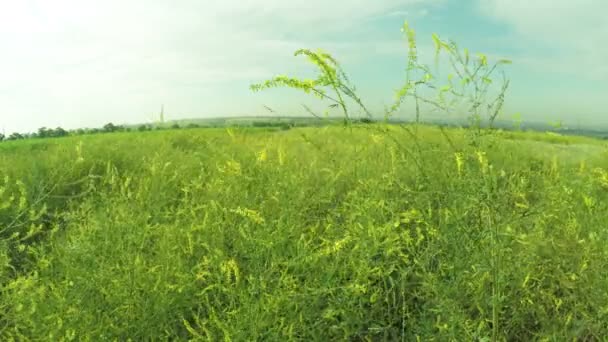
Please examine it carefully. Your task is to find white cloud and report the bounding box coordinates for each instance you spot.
[0,0,441,132]
[477,0,608,80]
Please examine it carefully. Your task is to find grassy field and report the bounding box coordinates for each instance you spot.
[1,123,607,340]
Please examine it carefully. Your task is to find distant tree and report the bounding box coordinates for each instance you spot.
[7,132,24,140]
[171,123,180,129]
[186,123,200,129]
[0,133,4,141]
[103,122,118,133]
[37,127,50,138]
[137,125,149,132]
[53,127,68,137]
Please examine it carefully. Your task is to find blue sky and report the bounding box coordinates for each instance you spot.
[1,0,606,134]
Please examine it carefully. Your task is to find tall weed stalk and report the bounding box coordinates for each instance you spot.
[250,21,513,341]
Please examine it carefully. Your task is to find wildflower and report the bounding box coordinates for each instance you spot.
[226,128,236,141]
[475,150,488,175]
[593,168,608,189]
[257,148,267,163]
[277,146,286,165]
[454,152,464,176]
[220,259,240,285]
[230,207,265,225]
[582,195,595,210]
[75,141,84,163]
[217,160,242,175]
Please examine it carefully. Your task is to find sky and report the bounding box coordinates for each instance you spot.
[0,0,606,134]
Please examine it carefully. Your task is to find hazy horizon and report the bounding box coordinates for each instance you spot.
[1,0,606,134]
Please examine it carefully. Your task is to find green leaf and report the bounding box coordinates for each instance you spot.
[395,83,412,99]
[432,33,441,51]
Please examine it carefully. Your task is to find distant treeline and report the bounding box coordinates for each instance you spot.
[0,122,206,142]
[0,117,379,142]
[3,116,605,142]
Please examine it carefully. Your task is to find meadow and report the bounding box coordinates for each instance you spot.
[0,123,607,341]
[2,19,608,341]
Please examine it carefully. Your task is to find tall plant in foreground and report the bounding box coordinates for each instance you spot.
[389,22,512,136]
[250,22,512,134]
[250,22,517,341]
[250,49,372,123]
[389,23,512,341]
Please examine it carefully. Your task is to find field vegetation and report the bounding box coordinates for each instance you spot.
[1,23,607,341]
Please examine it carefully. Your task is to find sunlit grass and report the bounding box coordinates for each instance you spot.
[0,124,607,340]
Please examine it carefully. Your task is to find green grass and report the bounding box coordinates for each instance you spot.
[1,124,607,340]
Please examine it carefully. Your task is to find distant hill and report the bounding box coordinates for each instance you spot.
[125,116,349,129]
[125,114,608,140]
